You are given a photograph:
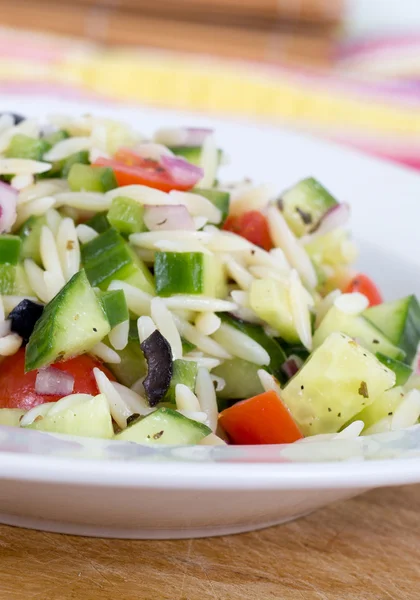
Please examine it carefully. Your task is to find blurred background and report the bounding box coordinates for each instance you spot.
[1,0,420,169]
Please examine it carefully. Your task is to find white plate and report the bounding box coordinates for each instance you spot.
[1,94,420,539]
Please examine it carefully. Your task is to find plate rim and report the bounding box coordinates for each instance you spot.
[2,452,420,489]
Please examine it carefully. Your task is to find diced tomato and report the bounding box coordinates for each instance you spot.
[93,148,199,193]
[223,211,273,251]
[0,349,115,411]
[219,390,303,445]
[344,273,383,306]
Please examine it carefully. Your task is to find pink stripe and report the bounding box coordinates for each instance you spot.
[0,41,66,63]
[338,34,420,61]
[328,134,420,172]
[0,80,106,101]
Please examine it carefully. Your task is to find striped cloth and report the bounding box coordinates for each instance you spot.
[1,27,420,171]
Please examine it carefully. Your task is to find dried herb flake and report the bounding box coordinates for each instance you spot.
[358,381,369,399]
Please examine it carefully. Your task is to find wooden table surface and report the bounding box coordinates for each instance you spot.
[1,485,419,599]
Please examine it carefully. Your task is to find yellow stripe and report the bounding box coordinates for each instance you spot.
[3,51,420,138]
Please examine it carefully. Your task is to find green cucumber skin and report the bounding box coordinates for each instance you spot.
[155,252,204,296]
[218,313,287,381]
[61,151,90,178]
[164,359,198,403]
[313,306,405,362]
[5,134,50,161]
[84,246,133,289]
[100,289,129,329]
[193,188,230,225]
[376,353,412,387]
[85,212,110,234]
[365,295,420,365]
[107,196,147,236]
[81,228,128,263]
[281,177,338,237]
[68,164,118,193]
[114,407,211,445]
[25,270,110,372]
[168,146,223,167]
[38,150,90,180]
[82,229,154,293]
[0,235,22,265]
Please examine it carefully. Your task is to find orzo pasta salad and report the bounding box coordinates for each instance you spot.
[0,112,419,446]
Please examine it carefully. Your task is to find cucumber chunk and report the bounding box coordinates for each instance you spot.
[100,289,129,329]
[107,196,147,235]
[355,386,405,431]
[282,332,395,435]
[313,305,404,361]
[107,340,146,387]
[168,146,223,167]
[25,270,110,371]
[105,320,146,387]
[279,177,338,237]
[42,129,69,146]
[212,358,264,402]
[82,228,154,294]
[376,353,412,387]
[5,134,50,161]
[365,295,420,365]
[68,164,118,193]
[164,359,198,403]
[192,188,230,225]
[0,265,15,294]
[39,149,91,180]
[305,229,357,267]
[114,407,211,445]
[19,215,46,265]
[0,235,21,265]
[0,408,26,427]
[249,278,299,344]
[85,211,110,234]
[25,394,114,439]
[0,264,32,295]
[218,313,286,380]
[155,251,226,298]
[61,150,90,178]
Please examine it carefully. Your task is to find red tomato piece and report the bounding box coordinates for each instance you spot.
[94,149,200,193]
[219,390,303,445]
[344,273,383,306]
[0,349,115,411]
[223,211,273,251]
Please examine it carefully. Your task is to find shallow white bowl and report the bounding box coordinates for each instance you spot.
[1,94,420,539]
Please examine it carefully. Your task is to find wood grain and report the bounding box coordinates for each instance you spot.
[1,485,420,599]
[67,0,345,25]
[0,0,335,67]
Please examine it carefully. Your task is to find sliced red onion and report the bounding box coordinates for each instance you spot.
[184,128,213,146]
[309,203,350,238]
[282,356,304,379]
[35,367,74,396]
[143,204,196,231]
[161,155,203,189]
[0,181,17,233]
